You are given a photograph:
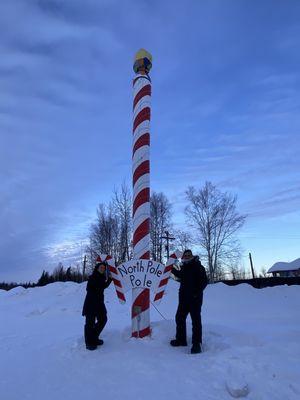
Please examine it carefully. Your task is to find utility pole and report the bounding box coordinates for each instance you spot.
[161,230,175,260]
[249,252,255,279]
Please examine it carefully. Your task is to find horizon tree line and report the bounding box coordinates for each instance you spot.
[0,263,85,290]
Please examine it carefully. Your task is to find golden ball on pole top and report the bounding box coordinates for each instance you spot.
[133,48,152,75]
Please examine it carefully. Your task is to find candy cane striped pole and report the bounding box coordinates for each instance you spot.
[132,49,152,338]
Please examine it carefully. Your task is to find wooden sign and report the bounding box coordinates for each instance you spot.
[116,259,164,293]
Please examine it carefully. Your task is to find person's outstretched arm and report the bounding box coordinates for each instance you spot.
[171,266,182,281]
[103,276,112,289]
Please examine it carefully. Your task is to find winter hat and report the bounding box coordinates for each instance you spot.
[182,249,194,264]
[94,256,106,270]
[182,249,193,258]
[95,258,108,269]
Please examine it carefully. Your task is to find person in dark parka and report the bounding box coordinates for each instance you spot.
[170,249,208,354]
[82,261,112,350]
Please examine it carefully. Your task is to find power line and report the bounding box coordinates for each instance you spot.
[150,301,168,320]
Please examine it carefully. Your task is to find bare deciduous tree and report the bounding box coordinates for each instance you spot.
[185,182,246,282]
[88,184,133,270]
[173,229,193,253]
[88,187,173,268]
[228,261,247,280]
[89,203,119,259]
[112,184,132,262]
[259,267,267,278]
[150,192,172,262]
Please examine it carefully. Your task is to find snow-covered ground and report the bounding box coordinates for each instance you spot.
[0,281,299,400]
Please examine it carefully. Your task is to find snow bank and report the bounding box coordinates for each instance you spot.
[0,281,299,400]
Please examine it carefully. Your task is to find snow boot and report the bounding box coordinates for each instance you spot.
[191,343,202,354]
[170,339,187,347]
[97,339,104,346]
[86,345,97,351]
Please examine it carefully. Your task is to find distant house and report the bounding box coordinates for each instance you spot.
[268,258,300,277]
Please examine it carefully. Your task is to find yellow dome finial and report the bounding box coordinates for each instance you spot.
[133,48,152,74]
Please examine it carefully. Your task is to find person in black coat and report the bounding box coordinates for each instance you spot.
[82,261,112,350]
[170,249,208,354]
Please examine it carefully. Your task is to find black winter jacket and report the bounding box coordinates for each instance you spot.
[172,257,208,300]
[82,269,112,316]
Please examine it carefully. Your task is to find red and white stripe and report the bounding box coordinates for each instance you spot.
[96,254,126,304]
[154,251,183,303]
[132,73,152,338]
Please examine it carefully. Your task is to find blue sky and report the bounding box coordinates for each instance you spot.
[1,0,299,281]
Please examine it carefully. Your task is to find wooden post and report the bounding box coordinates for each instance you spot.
[249,252,255,279]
